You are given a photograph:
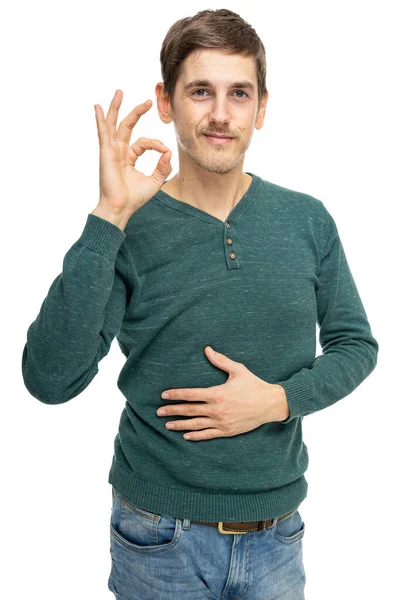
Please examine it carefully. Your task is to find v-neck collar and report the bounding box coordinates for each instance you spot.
[153,171,263,225]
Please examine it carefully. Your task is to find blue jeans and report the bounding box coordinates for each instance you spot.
[108,487,306,599]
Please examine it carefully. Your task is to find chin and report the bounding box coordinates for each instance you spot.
[196,157,242,175]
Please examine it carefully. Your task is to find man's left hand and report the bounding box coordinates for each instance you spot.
[156,346,290,441]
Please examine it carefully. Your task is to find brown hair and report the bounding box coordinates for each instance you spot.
[159,8,267,111]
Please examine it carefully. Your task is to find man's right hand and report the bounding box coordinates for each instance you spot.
[93,89,172,219]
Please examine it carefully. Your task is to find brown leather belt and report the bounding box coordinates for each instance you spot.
[191,505,299,535]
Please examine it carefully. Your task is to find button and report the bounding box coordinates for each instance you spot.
[229,252,236,260]
[226,238,233,245]
[226,221,231,228]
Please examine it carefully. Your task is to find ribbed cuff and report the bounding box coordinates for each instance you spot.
[275,376,310,423]
[77,213,127,262]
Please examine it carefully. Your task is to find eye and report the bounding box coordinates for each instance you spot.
[233,90,249,98]
[191,89,249,99]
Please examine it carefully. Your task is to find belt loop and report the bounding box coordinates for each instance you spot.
[271,516,278,528]
[182,518,191,530]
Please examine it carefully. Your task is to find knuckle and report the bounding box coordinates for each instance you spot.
[214,390,225,403]
[215,404,227,418]
[142,138,153,149]
[225,419,234,431]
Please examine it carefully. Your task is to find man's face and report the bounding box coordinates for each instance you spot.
[157,48,268,175]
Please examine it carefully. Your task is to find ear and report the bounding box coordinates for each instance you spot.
[155,82,174,124]
[255,89,269,130]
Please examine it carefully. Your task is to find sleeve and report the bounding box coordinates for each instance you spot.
[275,203,379,423]
[21,213,138,405]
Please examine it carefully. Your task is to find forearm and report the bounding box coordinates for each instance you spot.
[22,213,128,404]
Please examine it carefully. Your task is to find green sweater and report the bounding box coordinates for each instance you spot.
[22,172,378,521]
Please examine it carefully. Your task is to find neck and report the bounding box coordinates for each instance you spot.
[162,166,252,221]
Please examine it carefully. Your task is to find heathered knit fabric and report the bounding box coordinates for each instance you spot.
[22,171,378,521]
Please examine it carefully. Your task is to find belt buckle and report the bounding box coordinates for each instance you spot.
[218,521,249,535]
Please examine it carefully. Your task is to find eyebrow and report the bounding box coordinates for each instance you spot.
[183,79,255,92]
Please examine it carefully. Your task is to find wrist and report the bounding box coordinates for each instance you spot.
[91,204,131,231]
[273,384,290,422]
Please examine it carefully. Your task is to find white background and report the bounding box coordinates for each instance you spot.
[2,0,398,598]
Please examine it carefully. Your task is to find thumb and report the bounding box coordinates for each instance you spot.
[204,345,238,375]
[151,150,173,185]
[161,149,172,162]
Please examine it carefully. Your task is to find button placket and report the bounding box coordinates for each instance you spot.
[224,221,240,268]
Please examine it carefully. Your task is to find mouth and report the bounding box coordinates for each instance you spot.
[203,133,234,144]
[204,133,233,139]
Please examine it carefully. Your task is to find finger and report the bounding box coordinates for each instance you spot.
[183,429,222,441]
[94,103,111,150]
[105,89,123,135]
[130,137,169,159]
[147,146,173,186]
[161,388,200,401]
[117,99,153,144]
[165,418,209,431]
[159,403,196,416]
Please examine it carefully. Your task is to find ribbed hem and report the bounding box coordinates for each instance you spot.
[77,213,127,262]
[275,376,310,423]
[108,454,308,522]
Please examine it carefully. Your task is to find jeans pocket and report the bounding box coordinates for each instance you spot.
[273,508,305,545]
[110,488,182,554]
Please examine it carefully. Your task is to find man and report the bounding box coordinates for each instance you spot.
[22,8,379,599]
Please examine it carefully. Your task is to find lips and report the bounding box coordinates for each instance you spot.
[204,133,232,139]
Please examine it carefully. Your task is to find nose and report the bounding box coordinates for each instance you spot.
[207,95,231,126]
